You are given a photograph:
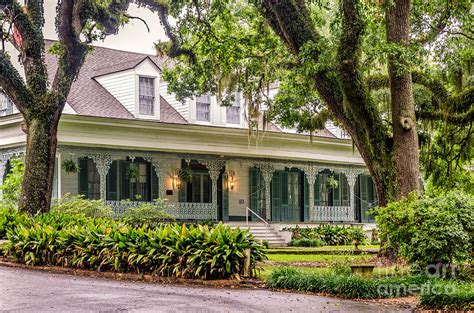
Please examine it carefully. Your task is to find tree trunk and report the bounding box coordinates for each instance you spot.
[18,111,60,215]
[386,0,421,199]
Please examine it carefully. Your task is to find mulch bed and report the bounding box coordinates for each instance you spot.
[0,257,265,289]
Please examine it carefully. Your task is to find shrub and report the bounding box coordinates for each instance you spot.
[52,194,113,218]
[420,279,474,310]
[0,207,29,239]
[375,191,473,269]
[347,226,367,245]
[121,199,175,227]
[288,238,325,247]
[288,225,366,246]
[5,210,266,279]
[267,267,431,299]
[0,159,24,209]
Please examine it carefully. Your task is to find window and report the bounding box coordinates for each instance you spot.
[106,159,159,201]
[191,173,211,203]
[196,94,211,121]
[226,92,240,124]
[0,92,14,117]
[78,158,100,200]
[139,77,155,115]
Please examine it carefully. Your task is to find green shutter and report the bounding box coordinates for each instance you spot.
[120,161,130,200]
[222,173,229,221]
[271,172,281,221]
[250,168,259,215]
[333,173,341,206]
[359,175,369,222]
[151,166,159,200]
[78,158,89,197]
[314,174,320,206]
[281,172,289,221]
[303,174,309,222]
[341,174,349,206]
[106,161,118,200]
[52,158,58,199]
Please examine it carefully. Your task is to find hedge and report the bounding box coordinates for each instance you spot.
[419,279,474,310]
[1,208,266,279]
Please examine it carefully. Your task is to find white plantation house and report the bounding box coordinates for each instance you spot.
[0,41,377,240]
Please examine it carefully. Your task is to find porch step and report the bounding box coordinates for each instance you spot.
[228,223,287,247]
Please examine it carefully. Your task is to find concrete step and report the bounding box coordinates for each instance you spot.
[227,223,287,247]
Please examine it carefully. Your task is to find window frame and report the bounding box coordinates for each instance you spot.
[226,92,241,124]
[0,92,14,117]
[138,76,155,116]
[196,94,211,122]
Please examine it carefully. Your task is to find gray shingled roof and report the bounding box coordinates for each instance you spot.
[43,41,336,137]
[44,40,187,124]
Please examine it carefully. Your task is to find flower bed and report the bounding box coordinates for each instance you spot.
[1,208,266,279]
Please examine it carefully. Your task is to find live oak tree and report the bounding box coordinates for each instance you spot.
[152,0,473,205]
[0,0,471,214]
[0,0,149,214]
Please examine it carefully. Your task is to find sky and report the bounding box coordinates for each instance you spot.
[42,1,169,55]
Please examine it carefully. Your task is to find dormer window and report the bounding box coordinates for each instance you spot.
[0,92,14,117]
[226,92,241,124]
[139,76,155,115]
[196,94,211,121]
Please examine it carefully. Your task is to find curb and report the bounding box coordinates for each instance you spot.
[0,258,266,289]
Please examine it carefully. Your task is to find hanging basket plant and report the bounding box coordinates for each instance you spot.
[179,166,193,183]
[62,159,79,174]
[126,164,140,182]
[326,175,339,190]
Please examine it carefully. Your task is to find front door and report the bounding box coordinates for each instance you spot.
[271,171,303,222]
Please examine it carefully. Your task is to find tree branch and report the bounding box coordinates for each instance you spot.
[3,1,48,97]
[337,0,387,140]
[52,0,88,109]
[0,52,32,114]
[368,72,450,106]
[136,0,196,62]
[124,13,149,32]
[416,108,474,125]
[414,0,452,45]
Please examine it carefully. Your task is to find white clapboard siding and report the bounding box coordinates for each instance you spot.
[160,82,189,120]
[95,71,136,115]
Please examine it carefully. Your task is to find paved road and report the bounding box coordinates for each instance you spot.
[0,266,410,312]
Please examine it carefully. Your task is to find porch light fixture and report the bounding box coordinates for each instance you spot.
[228,171,235,190]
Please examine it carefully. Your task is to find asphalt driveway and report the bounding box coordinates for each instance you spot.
[0,266,412,312]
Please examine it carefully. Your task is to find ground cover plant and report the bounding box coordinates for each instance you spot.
[267,267,474,309]
[1,208,266,279]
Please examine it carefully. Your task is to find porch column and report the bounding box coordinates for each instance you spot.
[144,156,166,199]
[200,159,225,220]
[346,170,359,220]
[303,164,321,221]
[256,162,275,221]
[89,154,112,200]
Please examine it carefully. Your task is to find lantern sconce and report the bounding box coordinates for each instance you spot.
[173,169,181,190]
[228,171,235,191]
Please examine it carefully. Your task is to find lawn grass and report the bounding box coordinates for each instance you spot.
[259,265,410,281]
[270,244,380,251]
[267,253,371,263]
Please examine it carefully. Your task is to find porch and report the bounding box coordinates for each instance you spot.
[0,145,377,223]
